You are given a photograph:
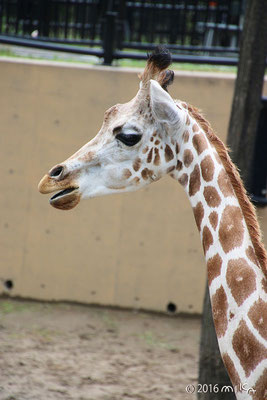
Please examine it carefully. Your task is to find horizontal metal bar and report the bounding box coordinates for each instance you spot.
[7,34,102,47]
[126,2,228,12]
[113,50,239,66]
[122,42,239,54]
[0,35,239,66]
[0,35,103,57]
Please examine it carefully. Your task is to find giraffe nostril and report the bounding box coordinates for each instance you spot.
[49,165,64,178]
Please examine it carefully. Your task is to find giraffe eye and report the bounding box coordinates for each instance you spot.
[116,133,142,147]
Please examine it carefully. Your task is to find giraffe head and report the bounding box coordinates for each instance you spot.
[38,47,186,210]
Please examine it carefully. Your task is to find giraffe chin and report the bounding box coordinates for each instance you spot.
[49,189,81,211]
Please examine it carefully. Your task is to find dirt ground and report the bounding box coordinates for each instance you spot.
[0,299,200,400]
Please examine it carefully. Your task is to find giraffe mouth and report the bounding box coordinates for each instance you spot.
[49,187,80,210]
[50,187,77,201]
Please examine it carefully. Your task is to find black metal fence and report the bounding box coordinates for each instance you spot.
[0,0,245,65]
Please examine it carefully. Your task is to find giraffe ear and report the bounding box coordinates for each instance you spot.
[149,80,180,125]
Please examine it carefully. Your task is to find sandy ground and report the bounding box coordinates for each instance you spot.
[0,299,200,400]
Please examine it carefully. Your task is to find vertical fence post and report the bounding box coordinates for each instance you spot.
[102,11,117,65]
[39,0,50,37]
[117,0,126,50]
[0,1,3,34]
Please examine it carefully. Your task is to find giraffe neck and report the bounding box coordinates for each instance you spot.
[169,108,267,398]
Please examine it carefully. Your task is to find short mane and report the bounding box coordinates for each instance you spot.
[187,104,267,276]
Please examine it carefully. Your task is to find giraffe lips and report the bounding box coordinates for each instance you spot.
[38,173,81,210]
[49,187,80,210]
[50,187,77,201]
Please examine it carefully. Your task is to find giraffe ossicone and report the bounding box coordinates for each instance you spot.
[38,47,267,400]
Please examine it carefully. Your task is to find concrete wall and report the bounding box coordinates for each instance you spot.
[1,58,266,314]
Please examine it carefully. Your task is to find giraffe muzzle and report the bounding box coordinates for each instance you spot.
[38,173,80,210]
[49,187,80,210]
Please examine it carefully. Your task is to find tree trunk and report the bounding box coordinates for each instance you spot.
[198,1,267,399]
[227,0,267,191]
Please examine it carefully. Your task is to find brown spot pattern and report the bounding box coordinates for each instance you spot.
[189,165,201,197]
[193,202,204,231]
[78,150,95,162]
[229,311,235,319]
[178,173,188,187]
[218,170,234,197]
[182,130,189,143]
[248,299,267,340]
[153,148,160,166]
[123,169,132,179]
[204,186,221,208]
[226,258,256,306]
[147,148,153,163]
[133,157,141,172]
[176,160,183,171]
[186,114,190,125]
[207,253,222,285]
[165,144,174,162]
[253,370,267,400]
[209,211,218,230]
[219,206,244,253]
[155,139,160,145]
[183,149,194,167]
[142,146,149,154]
[222,353,240,388]
[200,155,215,182]
[175,142,179,154]
[141,168,153,180]
[167,166,175,174]
[232,319,267,377]
[192,134,208,155]
[211,286,228,338]
[192,123,199,132]
[132,177,140,184]
[202,226,213,255]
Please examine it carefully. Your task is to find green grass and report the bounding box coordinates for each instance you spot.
[0,47,238,73]
[139,330,179,351]
[101,311,119,333]
[117,58,237,73]
[0,48,17,58]
[0,300,30,314]
[0,299,51,315]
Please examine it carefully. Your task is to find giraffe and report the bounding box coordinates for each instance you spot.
[38,47,267,399]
